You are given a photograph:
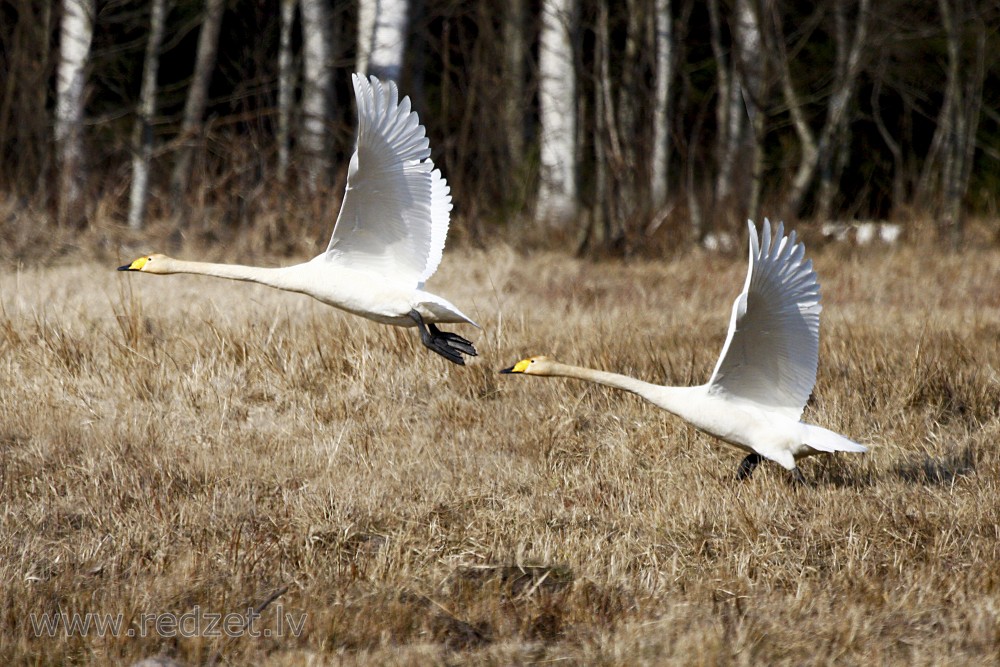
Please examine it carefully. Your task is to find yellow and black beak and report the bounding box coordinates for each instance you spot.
[118,257,148,272]
[499,359,531,374]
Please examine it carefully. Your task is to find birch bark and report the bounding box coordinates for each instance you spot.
[299,0,332,189]
[651,0,674,209]
[55,0,95,227]
[536,0,578,225]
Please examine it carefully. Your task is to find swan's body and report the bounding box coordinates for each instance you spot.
[501,220,867,480]
[120,74,478,364]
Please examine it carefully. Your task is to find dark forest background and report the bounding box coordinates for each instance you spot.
[1,0,998,258]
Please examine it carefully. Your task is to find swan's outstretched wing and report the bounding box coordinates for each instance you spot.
[325,74,452,286]
[707,219,821,419]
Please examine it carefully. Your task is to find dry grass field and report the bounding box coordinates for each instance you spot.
[1,224,999,664]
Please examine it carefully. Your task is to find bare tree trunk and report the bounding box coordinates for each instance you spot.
[707,0,737,210]
[650,0,674,210]
[277,0,297,185]
[587,0,626,251]
[929,0,986,245]
[775,0,869,218]
[732,0,765,225]
[357,0,409,82]
[772,5,817,219]
[950,27,985,243]
[170,0,225,214]
[871,71,905,213]
[127,0,168,231]
[590,0,610,252]
[616,0,642,215]
[1,2,53,198]
[746,101,765,226]
[536,0,578,226]
[299,0,332,190]
[502,0,526,180]
[816,0,851,221]
[54,0,95,228]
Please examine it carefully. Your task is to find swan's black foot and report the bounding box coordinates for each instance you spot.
[736,453,764,481]
[789,467,807,486]
[408,310,478,365]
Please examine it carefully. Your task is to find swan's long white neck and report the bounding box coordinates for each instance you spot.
[154,257,294,289]
[544,362,696,418]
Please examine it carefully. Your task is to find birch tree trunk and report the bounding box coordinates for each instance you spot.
[54,0,95,228]
[650,0,673,210]
[732,0,765,225]
[127,0,168,231]
[536,0,578,226]
[299,0,332,190]
[170,0,225,213]
[277,0,297,184]
[357,0,409,82]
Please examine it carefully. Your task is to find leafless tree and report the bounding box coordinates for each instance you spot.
[170,0,226,214]
[650,0,674,211]
[773,0,870,219]
[277,0,297,184]
[299,0,333,190]
[732,0,766,226]
[536,0,579,226]
[707,0,742,216]
[127,0,168,230]
[0,2,52,196]
[54,0,95,228]
[870,60,907,215]
[917,0,986,244]
[586,0,625,250]
[358,0,409,82]
[503,0,527,184]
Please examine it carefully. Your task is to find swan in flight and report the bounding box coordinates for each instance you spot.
[501,220,867,482]
[119,74,478,365]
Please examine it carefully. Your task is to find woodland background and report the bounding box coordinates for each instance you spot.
[1,0,999,258]
[3,2,1000,664]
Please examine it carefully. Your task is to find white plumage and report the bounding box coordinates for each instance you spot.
[708,221,821,420]
[502,219,867,481]
[120,74,478,365]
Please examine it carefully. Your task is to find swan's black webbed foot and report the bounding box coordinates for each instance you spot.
[736,453,764,481]
[408,310,478,365]
[789,467,807,486]
[428,323,478,356]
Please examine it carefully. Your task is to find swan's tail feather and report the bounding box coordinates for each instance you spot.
[804,424,868,453]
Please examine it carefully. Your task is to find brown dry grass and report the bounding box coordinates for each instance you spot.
[1,231,999,665]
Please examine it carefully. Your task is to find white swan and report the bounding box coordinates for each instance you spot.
[120,74,478,364]
[501,219,867,481]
